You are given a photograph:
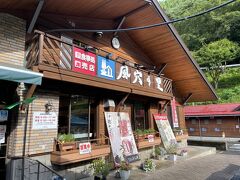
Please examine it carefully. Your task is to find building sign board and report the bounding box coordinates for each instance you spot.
[0,125,6,143]
[72,47,97,76]
[153,114,176,150]
[97,56,115,80]
[171,97,179,127]
[0,110,8,121]
[105,112,139,165]
[79,142,91,154]
[32,112,58,129]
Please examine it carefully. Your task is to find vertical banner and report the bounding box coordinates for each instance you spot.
[105,112,139,165]
[171,97,179,127]
[72,47,97,76]
[153,114,176,150]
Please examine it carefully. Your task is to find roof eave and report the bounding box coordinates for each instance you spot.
[151,0,218,102]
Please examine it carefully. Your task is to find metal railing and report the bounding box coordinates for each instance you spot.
[12,157,65,180]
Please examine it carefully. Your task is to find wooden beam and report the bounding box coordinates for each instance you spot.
[27,0,44,33]
[160,100,170,113]
[115,93,130,112]
[114,16,126,37]
[158,63,167,76]
[183,93,193,105]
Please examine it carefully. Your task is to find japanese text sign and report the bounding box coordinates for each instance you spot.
[79,142,91,154]
[72,47,97,76]
[32,112,58,129]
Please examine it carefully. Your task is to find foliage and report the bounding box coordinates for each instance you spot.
[143,159,156,172]
[57,133,75,143]
[135,129,156,135]
[160,0,240,50]
[193,39,240,88]
[89,159,110,177]
[119,161,132,171]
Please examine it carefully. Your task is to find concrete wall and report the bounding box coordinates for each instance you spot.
[0,13,26,66]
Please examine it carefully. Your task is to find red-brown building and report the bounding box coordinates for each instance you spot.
[185,104,240,142]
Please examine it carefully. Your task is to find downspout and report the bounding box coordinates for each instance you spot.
[198,118,202,140]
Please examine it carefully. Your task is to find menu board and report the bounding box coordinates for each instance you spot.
[153,114,176,150]
[105,112,139,165]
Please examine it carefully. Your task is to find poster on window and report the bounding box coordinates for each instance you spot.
[72,47,97,76]
[0,125,6,143]
[104,112,139,165]
[32,112,58,129]
[153,114,176,150]
[0,110,8,121]
[171,97,179,127]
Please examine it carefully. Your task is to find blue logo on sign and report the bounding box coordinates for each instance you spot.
[97,55,115,80]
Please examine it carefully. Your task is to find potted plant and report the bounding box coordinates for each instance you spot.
[142,159,156,172]
[119,161,131,180]
[166,142,178,161]
[57,133,76,151]
[134,129,144,141]
[89,159,110,180]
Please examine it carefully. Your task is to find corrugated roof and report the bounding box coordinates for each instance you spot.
[185,103,240,117]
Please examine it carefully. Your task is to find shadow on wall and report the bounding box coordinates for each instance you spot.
[206,164,240,180]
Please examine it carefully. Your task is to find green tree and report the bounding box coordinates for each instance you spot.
[193,39,240,89]
[160,0,240,50]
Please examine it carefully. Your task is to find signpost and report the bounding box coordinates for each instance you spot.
[105,112,139,165]
[153,114,176,150]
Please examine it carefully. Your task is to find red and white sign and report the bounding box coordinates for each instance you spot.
[148,134,154,142]
[32,112,58,129]
[79,142,91,154]
[72,47,97,76]
[153,114,176,150]
[171,97,179,128]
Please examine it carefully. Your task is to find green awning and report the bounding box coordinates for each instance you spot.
[0,63,43,85]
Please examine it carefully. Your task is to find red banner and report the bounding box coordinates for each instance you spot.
[171,97,179,127]
[72,47,97,76]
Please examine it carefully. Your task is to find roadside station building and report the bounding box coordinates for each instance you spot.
[185,103,240,142]
[0,0,217,179]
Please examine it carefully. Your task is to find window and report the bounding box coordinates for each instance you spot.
[201,127,207,132]
[133,102,147,130]
[204,119,209,124]
[216,119,222,124]
[191,119,197,124]
[189,128,195,132]
[214,127,221,132]
[58,95,96,140]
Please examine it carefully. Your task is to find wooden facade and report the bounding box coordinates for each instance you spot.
[0,0,218,173]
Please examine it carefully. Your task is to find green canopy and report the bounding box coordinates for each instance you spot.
[0,63,43,85]
[4,96,37,110]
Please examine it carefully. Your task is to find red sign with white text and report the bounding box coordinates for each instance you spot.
[171,97,179,128]
[79,142,91,154]
[72,47,97,76]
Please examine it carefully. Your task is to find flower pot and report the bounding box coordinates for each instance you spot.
[120,170,130,180]
[181,152,188,156]
[168,154,177,161]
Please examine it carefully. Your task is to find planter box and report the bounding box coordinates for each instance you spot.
[136,137,161,149]
[51,145,111,165]
[58,142,76,151]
